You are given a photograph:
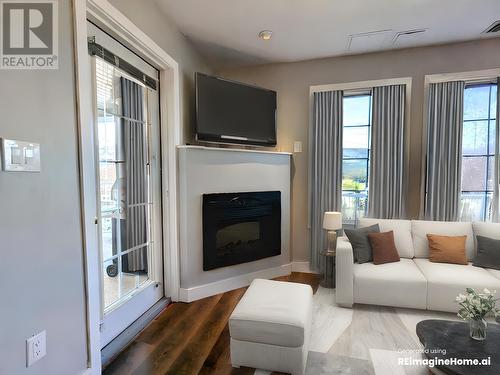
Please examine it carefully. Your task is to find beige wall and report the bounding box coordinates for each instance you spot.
[0,1,88,373]
[0,1,211,372]
[217,38,500,262]
[110,0,212,143]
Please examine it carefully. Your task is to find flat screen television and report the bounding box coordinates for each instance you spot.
[195,72,277,146]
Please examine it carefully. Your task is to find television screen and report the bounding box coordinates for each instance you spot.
[195,73,277,146]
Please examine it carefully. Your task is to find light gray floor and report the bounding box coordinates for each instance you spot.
[255,286,461,375]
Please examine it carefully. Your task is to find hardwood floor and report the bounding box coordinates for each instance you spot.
[103,272,320,375]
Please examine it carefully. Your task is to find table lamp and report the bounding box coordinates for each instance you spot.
[323,211,342,253]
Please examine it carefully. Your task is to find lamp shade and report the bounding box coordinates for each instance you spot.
[323,211,342,230]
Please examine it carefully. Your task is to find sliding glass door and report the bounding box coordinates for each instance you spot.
[89,22,164,348]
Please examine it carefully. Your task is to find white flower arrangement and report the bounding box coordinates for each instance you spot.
[455,288,500,321]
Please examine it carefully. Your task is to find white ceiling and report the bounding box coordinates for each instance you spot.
[155,0,500,68]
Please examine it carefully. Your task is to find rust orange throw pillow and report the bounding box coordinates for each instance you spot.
[368,231,400,265]
[426,234,468,265]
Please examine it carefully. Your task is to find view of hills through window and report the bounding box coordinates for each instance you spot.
[342,94,371,227]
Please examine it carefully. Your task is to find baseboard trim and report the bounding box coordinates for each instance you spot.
[179,263,292,302]
[291,261,318,274]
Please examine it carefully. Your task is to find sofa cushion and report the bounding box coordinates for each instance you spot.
[473,236,500,270]
[353,258,427,309]
[472,222,500,263]
[413,258,500,312]
[358,218,414,258]
[427,234,468,265]
[345,224,380,264]
[412,220,475,260]
[473,222,500,240]
[486,268,500,280]
[368,231,401,265]
[229,279,312,348]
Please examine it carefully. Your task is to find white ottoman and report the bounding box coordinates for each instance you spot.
[229,279,313,375]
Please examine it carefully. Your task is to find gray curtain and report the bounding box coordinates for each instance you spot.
[309,90,343,272]
[368,84,406,219]
[121,77,148,273]
[424,81,465,221]
[492,77,500,222]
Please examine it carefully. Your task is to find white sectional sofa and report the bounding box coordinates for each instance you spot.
[335,219,500,312]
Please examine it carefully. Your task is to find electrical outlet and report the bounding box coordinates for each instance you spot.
[26,330,46,367]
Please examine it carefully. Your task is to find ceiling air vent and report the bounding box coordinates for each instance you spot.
[483,21,500,34]
[392,29,427,44]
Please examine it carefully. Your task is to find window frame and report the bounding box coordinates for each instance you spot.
[341,92,372,227]
[460,82,497,221]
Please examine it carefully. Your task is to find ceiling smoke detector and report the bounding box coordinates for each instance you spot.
[483,20,500,33]
[258,30,273,41]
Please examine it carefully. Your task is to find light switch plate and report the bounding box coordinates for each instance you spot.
[293,141,303,153]
[26,330,46,367]
[1,138,41,172]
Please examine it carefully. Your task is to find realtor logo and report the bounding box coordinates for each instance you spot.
[0,0,58,69]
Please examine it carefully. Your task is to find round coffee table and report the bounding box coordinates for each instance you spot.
[416,319,500,375]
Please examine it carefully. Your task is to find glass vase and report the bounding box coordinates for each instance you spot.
[469,318,487,341]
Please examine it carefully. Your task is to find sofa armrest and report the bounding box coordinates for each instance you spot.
[335,237,354,307]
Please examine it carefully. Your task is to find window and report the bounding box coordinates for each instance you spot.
[95,57,153,311]
[460,83,497,221]
[342,94,372,227]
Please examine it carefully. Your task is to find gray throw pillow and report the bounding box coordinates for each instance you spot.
[344,224,380,264]
[473,235,500,270]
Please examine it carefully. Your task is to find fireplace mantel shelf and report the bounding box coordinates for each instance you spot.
[178,145,292,156]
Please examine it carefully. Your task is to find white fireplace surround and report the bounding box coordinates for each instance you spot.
[178,145,292,302]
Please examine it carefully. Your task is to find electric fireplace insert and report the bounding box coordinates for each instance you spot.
[202,191,281,271]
